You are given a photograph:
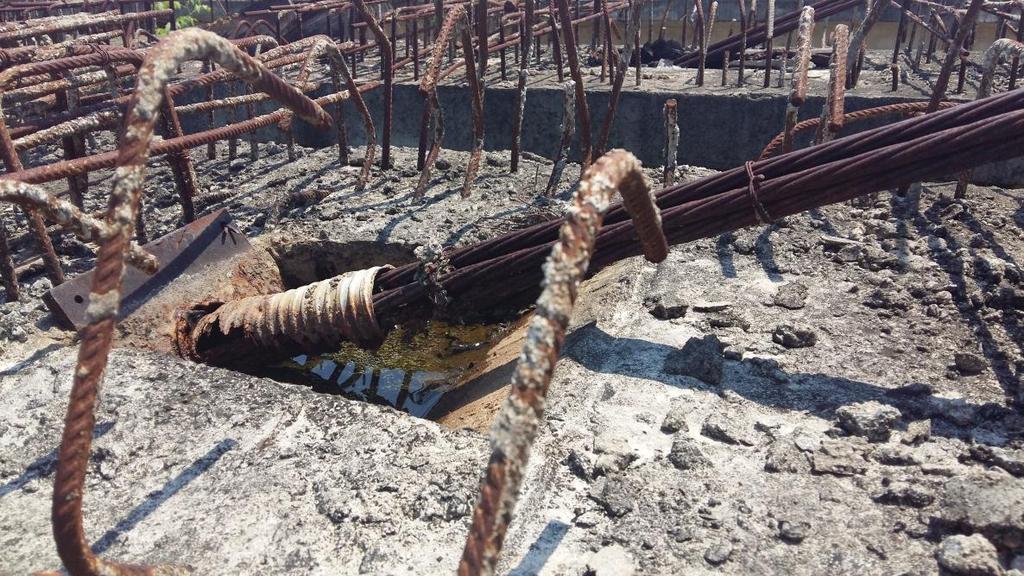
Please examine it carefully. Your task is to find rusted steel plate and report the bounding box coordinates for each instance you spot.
[44,209,251,330]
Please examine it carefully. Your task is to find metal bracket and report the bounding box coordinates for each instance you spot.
[44,209,251,331]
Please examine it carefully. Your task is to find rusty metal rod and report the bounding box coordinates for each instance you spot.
[545,80,575,195]
[457,150,667,576]
[48,28,330,576]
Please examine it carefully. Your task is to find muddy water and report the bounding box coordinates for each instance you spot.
[267,320,516,419]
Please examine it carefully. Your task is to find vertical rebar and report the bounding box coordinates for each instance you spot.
[663,98,678,186]
[596,0,642,157]
[737,0,746,85]
[634,28,641,86]
[462,21,484,198]
[353,0,393,169]
[545,80,575,195]
[0,218,17,301]
[0,104,64,287]
[550,12,564,81]
[510,0,533,173]
[815,24,848,144]
[695,0,705,85]
[555,0,592,168]
[782,6,813,154]
[927,0,983,112]
[762,0,774,87]
[458,150,667,576]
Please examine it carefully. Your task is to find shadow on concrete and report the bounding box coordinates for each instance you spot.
[900,185,1022,403]
[0,422,115,498]
[563,322,1007,444]
[90,438,238,556]
[0,342,64,378]
[715,233,737,278]
[507,520,571,576]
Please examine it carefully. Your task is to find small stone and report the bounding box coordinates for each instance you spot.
[591,476,634,518]
[935,534,1001,576]
[647,292,688,320]
[773,282,809,309]
[484,154,509,168]
[932,471,1024,549]
[586,545,636,576]
[811,439,868,476]
[835,401,901,442]
[692,301,732,312]
[593,434,637,477]
[835,244,863,262]
[660,403,689,434]
[902,419,932,445]
[574,511,603,528]
[434,158,451,170]
[707,310,751,331]
[28,277,52,298]
[668,435,710,471]
[871,444,921,466]
[663,335,724,385]
[701,415,756,446]
[229,158,247,171]
[703,541,733,565]
[954,352,987,375]
[872,481,934,508]
[732,236,756,254]
[772,324,817,349]
[778,519,811,543]
[765,438,811,473]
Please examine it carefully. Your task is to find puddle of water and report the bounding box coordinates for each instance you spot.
[267,320,514,419]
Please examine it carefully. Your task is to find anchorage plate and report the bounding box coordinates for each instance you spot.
[44,209,251,331]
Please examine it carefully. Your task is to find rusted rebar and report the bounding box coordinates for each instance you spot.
[663,98,679,186]
[457,150,667,576]
[461,19,485,198]
[759,100,956,160]
[0,102,65,290]
[545,80,575,195]
[510,0,533,172]
[955,37,1024,198]
[416,5,465,199]
[596,0,642,157]
[843,0,884,88]
[48,28,330,576]
[928,0,984,112]
[0,180,157,272]
[695,0,706,85]
[815,24,848,144]
[978,38,1024,99]
[783,6,814,153]
[352,0,393,169]
[300,38,376,190]
[0,218,16,300]
[762,0,773,87]
[555,0,592,169]
[737,0,747,84]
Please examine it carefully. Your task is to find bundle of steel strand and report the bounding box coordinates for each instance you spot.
[674,0,862,67]
[372,88,1024,316]
[178,88,1024,367]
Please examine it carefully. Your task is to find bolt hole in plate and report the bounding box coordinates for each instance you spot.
[44,209,251,331]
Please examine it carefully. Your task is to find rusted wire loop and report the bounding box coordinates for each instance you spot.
[458,150,665,576]
[758,100,958,159]
[744,160,772,224]
[48,28,333,576]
